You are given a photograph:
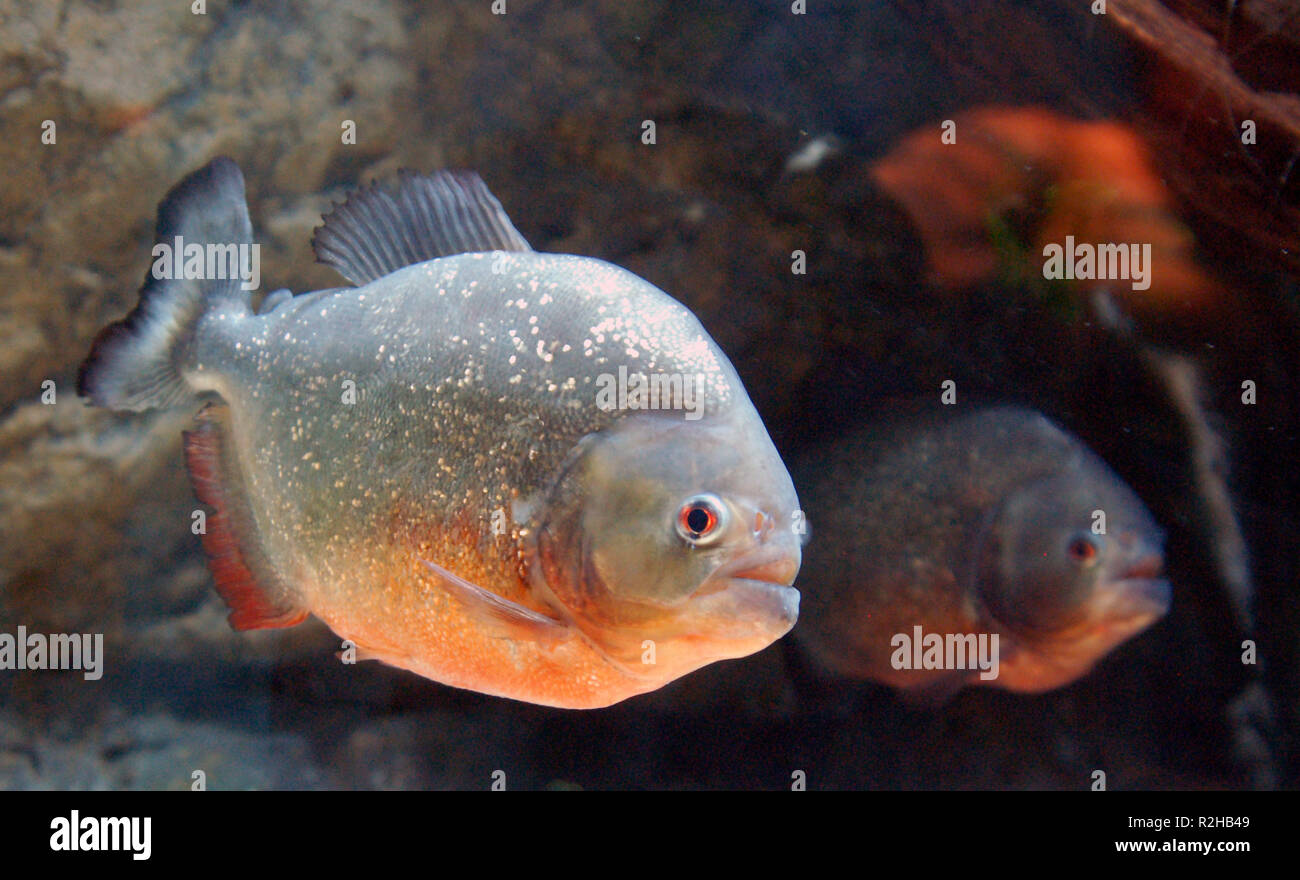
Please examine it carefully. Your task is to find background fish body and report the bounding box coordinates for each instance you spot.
[792,405,1170,696]
[80,159,802,709]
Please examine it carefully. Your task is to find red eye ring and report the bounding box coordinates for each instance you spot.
[1067,535,1100,566]
[682,505,716,536]
[675,494,728,545]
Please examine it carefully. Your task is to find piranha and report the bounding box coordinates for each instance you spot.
[792,405,1170,697]
[78,157,802,709]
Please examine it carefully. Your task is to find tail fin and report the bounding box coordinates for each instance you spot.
[78,157,254,411]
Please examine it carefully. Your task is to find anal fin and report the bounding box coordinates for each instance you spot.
[184,403,307,630]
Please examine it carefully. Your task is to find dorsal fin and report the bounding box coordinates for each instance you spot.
[311,170,533,286]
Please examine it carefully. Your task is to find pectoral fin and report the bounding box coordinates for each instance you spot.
[419,559,571,647]
[333,628,411,665]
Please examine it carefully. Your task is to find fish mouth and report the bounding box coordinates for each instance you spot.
[1122,553,1163,581]
[1108,553,1171,619]
[706,547,801,588]
[690,547,801,636]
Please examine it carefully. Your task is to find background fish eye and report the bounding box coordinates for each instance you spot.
[1066,532,1102,567]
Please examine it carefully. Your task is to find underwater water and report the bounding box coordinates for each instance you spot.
[0,0,1297,793]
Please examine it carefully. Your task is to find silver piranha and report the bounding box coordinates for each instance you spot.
[79,158,801,708]
[792,405,1169,697]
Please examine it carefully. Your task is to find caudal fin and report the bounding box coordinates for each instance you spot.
[78,157,254,411]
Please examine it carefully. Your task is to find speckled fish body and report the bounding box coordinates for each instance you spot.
[79,159,802,708]
[792,405,1169,696]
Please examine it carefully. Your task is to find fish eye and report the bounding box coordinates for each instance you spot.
[1066,533,1102,567]
[675,493,729,546]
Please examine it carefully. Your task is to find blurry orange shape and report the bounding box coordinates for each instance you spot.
[870,106,1221,314]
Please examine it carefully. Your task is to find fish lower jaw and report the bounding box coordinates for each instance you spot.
[1106,577,1172,619]
[690,543,802,628]
[735,580,801,624]
[992,612,1164,693]
[581,580,800,684]
[687,579,801,640]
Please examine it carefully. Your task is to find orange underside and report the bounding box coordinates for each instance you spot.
[304,501,663,709]
[307,557,664,710]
